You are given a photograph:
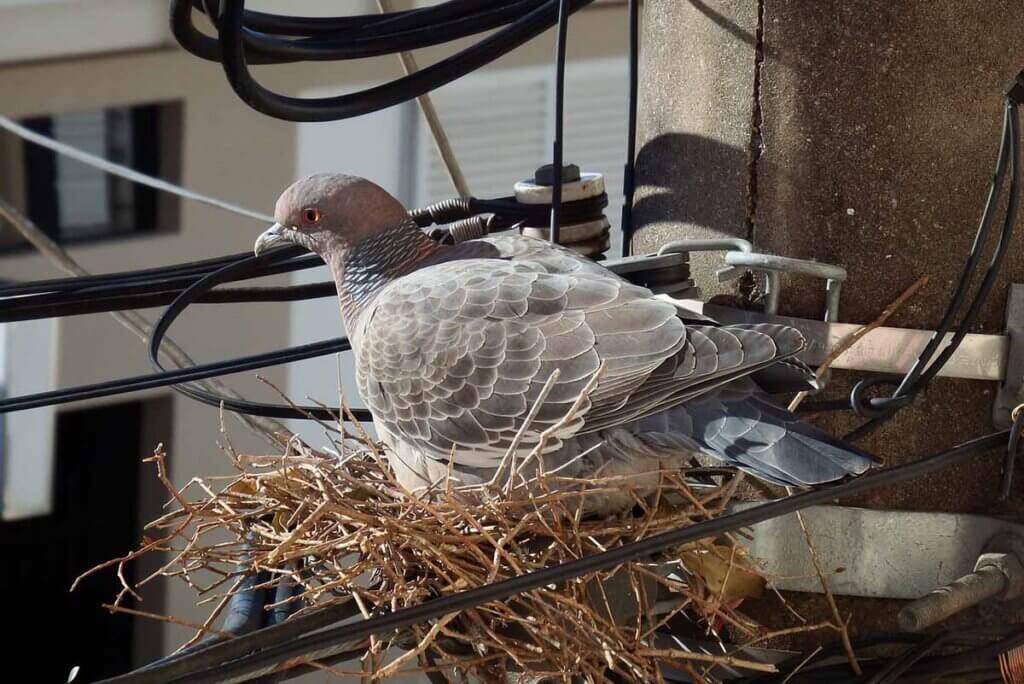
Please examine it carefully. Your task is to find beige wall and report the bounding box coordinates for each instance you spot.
[0,1,627,666]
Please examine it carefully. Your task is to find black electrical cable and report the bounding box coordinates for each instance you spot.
[896,104,1016,394]
[0,338,348,413]
[0,198,609,418]
[174,0,549,64]
[740,625,1022,684]
[0,195,606,325]
[99,430,1008,684]
[0,248,251,297]
[127,597,364,683]
[745,633,928,683]
[192,0,596,122]
[2,192,602,304]
[905,104,1020,392]
[866,631,952,684]
[1001,406,1024,497]
[783,94,1021,438]
[914,628,1024,678]
[548,0,569,245]
[0,245,374,418]
[0,253,323,322]
[145,246,373,421]
[0,282,339,324]
[841,98,1020,441]
[620,0,640,257]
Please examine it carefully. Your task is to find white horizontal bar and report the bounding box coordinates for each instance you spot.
[818,322,1005,382]
[667,298,1007,382]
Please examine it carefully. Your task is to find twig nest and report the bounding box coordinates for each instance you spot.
[91,444,774,682]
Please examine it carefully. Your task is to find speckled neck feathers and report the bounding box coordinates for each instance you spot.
[328,220,444,325]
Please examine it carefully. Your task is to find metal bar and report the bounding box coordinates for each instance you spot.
[724,251,847,282]
[669,299,1007,381]
[736,504,1024,599]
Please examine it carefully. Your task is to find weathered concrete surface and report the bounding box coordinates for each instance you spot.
[755,1,1024,509]
[631,0,757,299]
[637,0,1024,650]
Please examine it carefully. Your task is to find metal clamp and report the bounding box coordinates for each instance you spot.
[724,252,846,323]
[995,284,1024,429]
[658,237,752,283]
[656,239,846,322]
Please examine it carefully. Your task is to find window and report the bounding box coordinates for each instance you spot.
[0,318,57,522]
[414,59,630,255]
[0,102,182,251]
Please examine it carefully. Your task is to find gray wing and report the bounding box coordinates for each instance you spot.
[477,233,622,280]
[634,377,876,485]
[356,256,804,472]
[480,233,820,397]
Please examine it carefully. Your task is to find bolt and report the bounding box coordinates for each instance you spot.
[897,534,1024,632]
[533,163,581,186]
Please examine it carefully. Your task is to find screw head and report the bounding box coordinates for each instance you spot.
[534,163,581,186]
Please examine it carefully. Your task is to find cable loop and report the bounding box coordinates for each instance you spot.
[849,378,910,419]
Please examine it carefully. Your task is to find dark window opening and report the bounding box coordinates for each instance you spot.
[0,398,172,681]
[0,102,182,252]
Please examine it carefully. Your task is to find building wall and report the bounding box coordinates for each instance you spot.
[0,0,628,668]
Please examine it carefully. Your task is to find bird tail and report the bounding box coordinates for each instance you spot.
[633,377,877,486]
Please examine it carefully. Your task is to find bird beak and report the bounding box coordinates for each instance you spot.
[254,223,294,256]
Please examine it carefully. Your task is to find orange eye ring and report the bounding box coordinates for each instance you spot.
[302,207,321,224]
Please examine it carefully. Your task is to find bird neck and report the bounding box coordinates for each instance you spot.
[329,221,443,324]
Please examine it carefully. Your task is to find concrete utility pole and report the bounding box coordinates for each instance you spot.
[633,0,1024,635]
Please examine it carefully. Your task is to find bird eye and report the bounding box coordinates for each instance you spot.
[302,207,321,224]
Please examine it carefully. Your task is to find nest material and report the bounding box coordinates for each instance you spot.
[89,435,806,683]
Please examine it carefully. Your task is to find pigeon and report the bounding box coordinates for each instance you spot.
[256,174,875,510]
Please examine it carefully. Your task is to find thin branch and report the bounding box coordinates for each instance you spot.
[789,275,929,411]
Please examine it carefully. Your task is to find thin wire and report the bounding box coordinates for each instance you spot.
[0,114,274,223]
[1002,408,1024,498]
[0,196,290,441]
[893,102,1015,397]
[548,0,570,245]
[620,0,640,256]
[843,99,1019,442]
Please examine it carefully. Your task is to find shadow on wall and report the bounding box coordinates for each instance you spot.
[688,0,787,64]
[688,0,758,50]
[632,132,750,238]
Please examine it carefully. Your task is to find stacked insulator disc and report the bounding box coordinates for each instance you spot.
[515,165,612,258]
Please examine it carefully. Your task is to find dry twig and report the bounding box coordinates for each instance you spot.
[788,275,929,411]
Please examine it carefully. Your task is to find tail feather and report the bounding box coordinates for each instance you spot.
[636,377,876,486]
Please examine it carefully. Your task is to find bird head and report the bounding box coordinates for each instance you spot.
[255,174,411,259]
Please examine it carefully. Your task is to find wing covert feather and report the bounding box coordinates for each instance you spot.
[356,237,806,473]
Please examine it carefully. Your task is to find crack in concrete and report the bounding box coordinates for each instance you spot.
[744,0,766,244]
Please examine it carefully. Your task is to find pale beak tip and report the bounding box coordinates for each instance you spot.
[255,223,289,256]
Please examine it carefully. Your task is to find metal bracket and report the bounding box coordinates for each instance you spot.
[724,251,845,323]
[994,283,1024,428]
[665,299,1008,382]
[736,504,1024,599]
[607,250,698,298]
[654,238,846,322]
[609,246,1012,406]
